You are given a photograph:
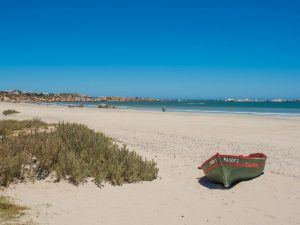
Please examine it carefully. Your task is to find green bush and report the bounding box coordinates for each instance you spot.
[0,121,158,187]
[2,110,20,116]
[0,119,48,137]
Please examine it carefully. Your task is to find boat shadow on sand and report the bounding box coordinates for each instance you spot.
[198,173,264,190]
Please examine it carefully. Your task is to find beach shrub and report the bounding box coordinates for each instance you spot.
[0,119,48,137]
[0,121,158,187]
[0,195,28,221]
[2,110,19,116]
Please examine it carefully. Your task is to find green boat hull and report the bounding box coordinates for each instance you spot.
[200,153,267,187]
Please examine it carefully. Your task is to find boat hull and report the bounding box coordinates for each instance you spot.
[200,153,267,187]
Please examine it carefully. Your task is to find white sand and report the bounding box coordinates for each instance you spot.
[1,102,300,225]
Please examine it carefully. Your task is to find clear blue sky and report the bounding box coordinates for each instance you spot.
[0,0,299,99]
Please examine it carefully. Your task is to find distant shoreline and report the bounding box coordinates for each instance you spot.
[48,100,300,117]
[1,90,300,103]
[1,90,300,117]
[2,101,300,118]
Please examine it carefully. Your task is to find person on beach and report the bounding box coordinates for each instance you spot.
[162,106,166,112]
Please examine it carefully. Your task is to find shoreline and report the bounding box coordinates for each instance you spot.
[45,102,300,117]
[3,101,300,119]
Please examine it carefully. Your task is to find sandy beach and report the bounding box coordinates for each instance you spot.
[1,102,300,225]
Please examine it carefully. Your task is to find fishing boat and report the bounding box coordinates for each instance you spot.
[199,153,267,187]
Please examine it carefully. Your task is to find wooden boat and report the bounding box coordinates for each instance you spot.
[199,153,267,187]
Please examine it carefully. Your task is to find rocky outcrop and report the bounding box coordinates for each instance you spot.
[97,104,116,109]
[0,90,160,103]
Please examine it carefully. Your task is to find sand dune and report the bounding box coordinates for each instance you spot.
[1,102,300,225]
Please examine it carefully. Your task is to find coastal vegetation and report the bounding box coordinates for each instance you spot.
[0,119,48,137]
[0,195,28,223]
[0,120,158,187]
[2,109,19,116]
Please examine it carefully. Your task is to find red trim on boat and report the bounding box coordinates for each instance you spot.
[202,162,219,173]
[203,162,266,174]
[199,153,267,169]
[217,153,267,160]
[199,153,219,169]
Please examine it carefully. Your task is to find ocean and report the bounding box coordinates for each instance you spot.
[53,100,300,116]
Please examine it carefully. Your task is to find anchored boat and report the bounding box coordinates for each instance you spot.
[199,153,267,187]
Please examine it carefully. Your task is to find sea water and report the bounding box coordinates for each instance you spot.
[53,100,300,116]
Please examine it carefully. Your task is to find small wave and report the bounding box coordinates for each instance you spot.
[178,109,300,116]
[117,106,130,109]
[186,103,206,105]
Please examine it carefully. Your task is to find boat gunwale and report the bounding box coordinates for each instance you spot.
[199,153,267,170]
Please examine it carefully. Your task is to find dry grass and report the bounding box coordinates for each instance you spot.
[0,195,28,223]
[0,119,49,137]
[0,120,158,187]
[2,110,20,116]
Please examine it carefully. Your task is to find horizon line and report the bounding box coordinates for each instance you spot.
[1,89,299,101]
